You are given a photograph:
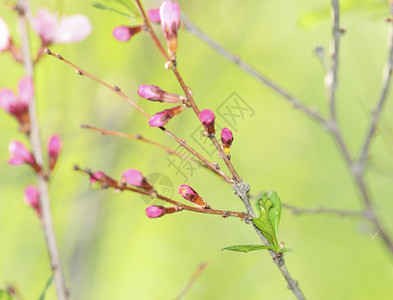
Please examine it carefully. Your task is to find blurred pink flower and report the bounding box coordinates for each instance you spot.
[32,9,92,45]
[24,185,41,217]
[159,1,180,55]
[0,17,10,53]
[138,84,183,103]
[8,140,35,166]
[48,134,62,170]
[147,8,161,23]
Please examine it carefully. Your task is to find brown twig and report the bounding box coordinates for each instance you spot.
[282,203,366,218]
[17,1,68,299]
[45,49,232,184]
[175,262,208,300]
[74,166,248,219]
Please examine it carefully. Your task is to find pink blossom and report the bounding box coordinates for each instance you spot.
[90,171,106,184]
[0,17,10,53]
[138,85,183,103]
[48,134,62,170]
[32,9,91,45]
[221,128,233,146]
[178,184,207,207]
[145,205,166,218]
[147,8,161,23]
[24,185,41,217]
[0,77,33,127]
[148,105,185,127]
[159,1,180,55]
[199,109,215,135]
[112,25,142,42]
[122,168,153,190]
[8,140,35,166]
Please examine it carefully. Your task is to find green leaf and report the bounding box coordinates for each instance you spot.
[38,275,53,300]
[222,244,274,253]
[252,191,282,251]
[0,290,12,300]
[92,2,134,18]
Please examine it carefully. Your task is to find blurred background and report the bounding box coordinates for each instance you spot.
[1,0,393,299]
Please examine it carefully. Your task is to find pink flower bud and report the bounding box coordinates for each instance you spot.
[32,9,91,45]
[199,109,215,136]
[178,184,207,208]
[146,205,166,218]
[147,8,161,23]
[122,168,153,190]
[113,25,142,42]
[0,17,10,53]
[138,85,183,103]
[0,77,33,131]
[159,0,180,56]
[89,171,117,189]
[8,140,36,167]
[48,134,62,170]
[221,128,233,155]
[148,105,186,127]
[24,185,41,217]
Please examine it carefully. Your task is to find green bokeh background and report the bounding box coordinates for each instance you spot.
[1,0,393,299]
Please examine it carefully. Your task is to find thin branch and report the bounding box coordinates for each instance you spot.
[175,262,208,300]
[17,1,68,299]
[74,166,248,219]
[180,13,328,126]
[45,49,232,184]
[326,0,341,121]
[358,18,393,169]
[282,203,366,218]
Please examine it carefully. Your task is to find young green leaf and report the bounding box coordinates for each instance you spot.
[92,2,134,18]
[38,275,54,300]
[222,244,274,253]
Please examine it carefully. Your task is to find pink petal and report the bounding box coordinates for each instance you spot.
[24,185,41,217]
[159,1,180,38]
[147,8,161,23]
[31,9,58,44]
[53,14,92,44]
[18,77,34,105]
[48,134,62,158]
[0,17,10,52]
[148,111,170,127]
[146,205,166,218]
[0,89,16,113]
[121,168,145,187]
[8,140,35,166]
[113,26,133,42]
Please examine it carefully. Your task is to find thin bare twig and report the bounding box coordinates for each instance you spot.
[181,14,328,127]
[358,18,393,169]
[175,262,208,300]
[17,1,68,299]
[282,203,365,218]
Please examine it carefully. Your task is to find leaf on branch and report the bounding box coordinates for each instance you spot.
[38,275,53,300]
[222,244,274,253]
[252,191,282,252]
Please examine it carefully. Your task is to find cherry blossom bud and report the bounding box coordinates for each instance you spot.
[146,205,177,218]
[199,109,215,136]
[89,171,117,189]
[8,141,40,172]
[221,128,233,155]
[178,184,208,208]
[148,105,186,127]
[112,25,143,42]
[0,77,33,132]
[159,0,180,56]
[47,134,62,170]
[122,168,153,191]
[0,17,10,53]
[138,85,183,103]
[24,185,41,217]
[32,9,91,45]
[147,8,161,23]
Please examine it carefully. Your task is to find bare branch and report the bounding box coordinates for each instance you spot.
[282,203,365,218]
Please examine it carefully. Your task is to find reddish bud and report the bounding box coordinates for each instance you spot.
[89,171,117,189]
[112,25,143,42]
[0,77,33,132]
[148,105,186,127]
[221,128,233,155]
[159,0,180,56]
[147,8,161,23]
[122,168,153,190]
[178,184,208,207]
[24,185,41,217]
[146,205,177,218]
[199,109,215,136]
[0,17,10,53]
[8,140,37,169]
[138,85,183,103]
[48,134,62,170]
